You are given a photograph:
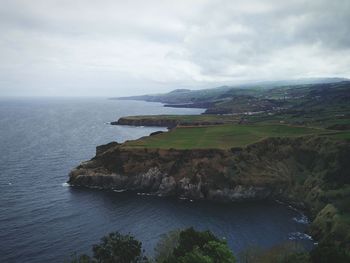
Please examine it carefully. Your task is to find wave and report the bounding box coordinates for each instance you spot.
[288,232,313,241]
[137,192,155,196]
[113,189,127,193]
[293,214,309,224]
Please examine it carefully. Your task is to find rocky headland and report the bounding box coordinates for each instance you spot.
[111,117,179,128]
[68,136,348,207]
[102,80,350,252]
[68,135,350,248]
[111,115,239,128]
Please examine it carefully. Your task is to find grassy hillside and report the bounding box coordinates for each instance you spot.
[114,81,350,130]
[123,124,335,149]
[115,78,347,104]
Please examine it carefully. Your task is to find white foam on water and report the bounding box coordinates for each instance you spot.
[288,232,313,241]
[275,199,310,225]
[61,183,70,187]
[293,214,309,224]
[137,192,154,196]
[113,189,126,193]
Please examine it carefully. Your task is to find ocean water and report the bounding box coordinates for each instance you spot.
[0,98,312,262]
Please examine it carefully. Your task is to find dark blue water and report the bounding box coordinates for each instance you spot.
[0,98,312,262]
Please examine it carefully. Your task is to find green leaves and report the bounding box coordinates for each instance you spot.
[92,232,144,263]
[156,227,236,263]
[69,228,237,263]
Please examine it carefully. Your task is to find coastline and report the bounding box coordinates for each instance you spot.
[68,96,350,253]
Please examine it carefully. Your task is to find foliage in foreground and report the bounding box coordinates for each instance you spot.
[69,228,350,263]
[69,228,236,263]
[69,232,147,263]
[159,227,236,263]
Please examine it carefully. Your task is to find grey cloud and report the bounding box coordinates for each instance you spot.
[181,0,350,79]
[0,0,349,96]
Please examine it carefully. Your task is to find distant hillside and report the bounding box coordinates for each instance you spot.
[113,79,350,130]
[113,78,348,105]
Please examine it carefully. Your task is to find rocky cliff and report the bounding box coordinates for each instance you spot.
[111,117,178,128]
[68,136,350,248]
[111,116,237,128]
[69,137,348,208]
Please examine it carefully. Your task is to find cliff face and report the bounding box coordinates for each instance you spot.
[68,136,350,247]
[111,116,237,128]
[69,136,348,208]
[111,118,178,128]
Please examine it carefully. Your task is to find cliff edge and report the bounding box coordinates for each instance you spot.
[68,136,350,248]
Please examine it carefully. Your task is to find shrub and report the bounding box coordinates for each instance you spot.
[157,227,236,263]
[69,232,147,263]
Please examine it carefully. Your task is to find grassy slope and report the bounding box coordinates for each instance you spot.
[123,124,334,149]
[325,131,350,140]
[247,108,350,128]
[118,82,350,129]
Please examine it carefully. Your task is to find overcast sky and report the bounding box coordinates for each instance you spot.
[0,0,349,96]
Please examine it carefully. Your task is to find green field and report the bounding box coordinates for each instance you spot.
[123,124,333,149]
[323,130,350,140]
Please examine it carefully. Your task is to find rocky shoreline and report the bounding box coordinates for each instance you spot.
[111,116,237,128]
[68,134,350,248]
[111,117,178,128]
[68,136,346,208]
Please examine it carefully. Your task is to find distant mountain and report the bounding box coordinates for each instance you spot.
[235,77,349,89]
[113,78,348,105]
[168,89,191,93]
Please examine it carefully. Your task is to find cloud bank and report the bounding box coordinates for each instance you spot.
[0,0,349,96]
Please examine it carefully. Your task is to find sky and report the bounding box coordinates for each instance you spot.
[0,0,349,97]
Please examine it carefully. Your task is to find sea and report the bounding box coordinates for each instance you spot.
[0,98,313,262]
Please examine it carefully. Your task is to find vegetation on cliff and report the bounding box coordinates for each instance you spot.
[113,81,350,152]
[113,114,239,128]
[122,124,332,149]
[69,135,350,253]
[115,81,350,130]
[69,228,350,262]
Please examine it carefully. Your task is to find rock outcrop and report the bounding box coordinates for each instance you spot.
[68,135,350,248]
[111,117,178,128]
[111,116,236,128]
[69,136,348,206]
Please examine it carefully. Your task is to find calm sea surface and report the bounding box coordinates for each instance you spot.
[0,98,313,262]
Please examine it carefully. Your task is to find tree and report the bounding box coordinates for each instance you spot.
[173,227,219,257]
[69,232,147,263]
[92,232,145,263]
[178,247,212,263]
[70,228,236,263]
[154,230,180,263]
[203,240,237,263]
[158,228,236,263]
